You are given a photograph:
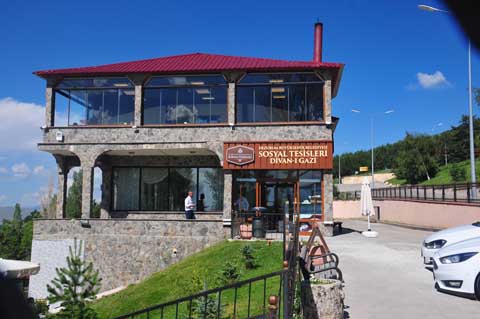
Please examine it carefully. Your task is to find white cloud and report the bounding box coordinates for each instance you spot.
[0,167,7,174]
[0,97,44,151]
[0,195,6,202]
[33,165,49,176]
[12,162,31,178]
[417,71,451,89]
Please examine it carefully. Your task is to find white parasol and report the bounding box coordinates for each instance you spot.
[360,177,378,237]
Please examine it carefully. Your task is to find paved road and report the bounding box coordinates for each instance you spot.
[326,220,479,319]
[337,182,390,193]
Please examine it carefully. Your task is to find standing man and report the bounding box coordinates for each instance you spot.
[184,191,196,219]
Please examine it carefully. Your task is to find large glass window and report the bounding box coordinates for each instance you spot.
[236,73,324,123]
[112,167,223,212]
[299,170,322,217]
[143,75,227,124]
[113,168,140,210]
[54,77,134,126]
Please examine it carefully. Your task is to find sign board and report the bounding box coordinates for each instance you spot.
[223,141,333,170]
[359,166,369,172]
[226,145,255,166]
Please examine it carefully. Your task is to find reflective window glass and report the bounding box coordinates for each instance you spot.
[141,168,169,210]
[306,83,324,121]
[169,168,197,211]
[143,89,161,124]
[57,78,133,89]
[113,168,140,210]
[177,88,194,124]
[236,87,255,123]
[103,89,119,124]
[118,89,135,125]
[146,75,226,87]
[198,168,224,211]
[271,86,288,122]
[86,90,102,125]
[54,90,70,126]
[69,90,87,126]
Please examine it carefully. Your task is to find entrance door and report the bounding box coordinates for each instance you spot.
[256,181,299,232]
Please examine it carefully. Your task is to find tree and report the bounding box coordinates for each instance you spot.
[41,175,57,218]
[47,240,101,319]
[393,133,439,184]
[66,171,83,218]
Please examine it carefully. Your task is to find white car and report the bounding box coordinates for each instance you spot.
[421,221,480,265]
[432,237,480,299]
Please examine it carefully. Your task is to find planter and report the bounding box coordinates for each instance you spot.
[301,279,344,319]
[239,223,252,239]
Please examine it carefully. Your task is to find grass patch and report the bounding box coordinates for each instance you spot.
[421,159,480,186]
[386,177,407,185]
[92,241,283,319]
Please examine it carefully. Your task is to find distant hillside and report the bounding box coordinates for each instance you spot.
[334,115,480,184]
[0,206,40,221]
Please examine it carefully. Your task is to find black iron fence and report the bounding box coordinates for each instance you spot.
[112,269,287,319]
[372,182,480,205]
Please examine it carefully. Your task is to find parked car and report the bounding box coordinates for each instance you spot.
[421,221,480,265]
[432,237,480,299]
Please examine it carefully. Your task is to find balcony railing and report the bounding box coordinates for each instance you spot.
[372,183,480,205]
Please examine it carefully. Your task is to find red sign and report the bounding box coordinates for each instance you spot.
[224,141,333,170]
[226,145,255,166]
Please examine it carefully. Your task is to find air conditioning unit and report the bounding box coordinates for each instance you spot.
[55,131,64,142]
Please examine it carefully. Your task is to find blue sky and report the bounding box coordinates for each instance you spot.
[0,0,478,207]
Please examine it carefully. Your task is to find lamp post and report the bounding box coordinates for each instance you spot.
[351,109,394,189]
[418,4,477,197]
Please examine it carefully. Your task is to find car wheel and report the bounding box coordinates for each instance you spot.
[475,273,480,300]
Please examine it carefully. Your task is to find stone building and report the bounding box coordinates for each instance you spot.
[29,23,344,297]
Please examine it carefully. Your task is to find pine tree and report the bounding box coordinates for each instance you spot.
[47,240,101,319]
[66,171,83,218]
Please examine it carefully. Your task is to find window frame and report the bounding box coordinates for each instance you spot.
[142,74,229,126]
[54,77,135,127]
[110,166,224,212]
[235,72,326,125]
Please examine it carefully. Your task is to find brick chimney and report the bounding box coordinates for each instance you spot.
[313,22,323,63]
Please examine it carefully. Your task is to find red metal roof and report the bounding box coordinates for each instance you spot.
[34,53,344,95]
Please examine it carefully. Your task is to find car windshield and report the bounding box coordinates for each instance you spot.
[473,222,480,227]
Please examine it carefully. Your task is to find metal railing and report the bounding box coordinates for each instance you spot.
[372,182,480,205]
[112,270,287,319]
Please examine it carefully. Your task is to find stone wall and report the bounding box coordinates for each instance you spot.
[30,219,225,297]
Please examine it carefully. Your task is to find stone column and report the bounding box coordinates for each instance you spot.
[80,164,94,219]
[129,75,148,127]
[56,166,69,219]
[45,82,55,127]
[324,80,332,124]
[100,166,112,219]
[323,172,334,236]
[223,170,233,220]
[227,82,235,125]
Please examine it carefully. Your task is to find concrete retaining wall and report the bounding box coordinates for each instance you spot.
[333,200,480,229]
[29,219,225,298]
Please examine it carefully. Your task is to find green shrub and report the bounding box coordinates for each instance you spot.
[189,294,222,319]
[218,261,240,285]
[241,245,257,269]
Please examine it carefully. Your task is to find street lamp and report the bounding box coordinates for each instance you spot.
[351,108,394,189]
[418,4,477,195]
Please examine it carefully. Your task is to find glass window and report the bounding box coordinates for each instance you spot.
[103,89,119,124]
[289,85,306,121]
[146,75,226,87]
[113,168,140,210]
[143,75,227,125]
[57,78,133,89]
[271,86,288,122]
[54,90,70,126]
[169,168,197,211]
[143,89,161,124]
[236,87,254,123]
[306,83,324,121]
[236,73,324,123]
[86,90,102,125]
[299,170,322,218]
[198,168,224,211]
[119,89,135,125]
[141,168,169,210]
[177,88,194,124]
[69,90,87,125]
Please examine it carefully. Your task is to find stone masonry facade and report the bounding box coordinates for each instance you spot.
[31,219,226,295]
